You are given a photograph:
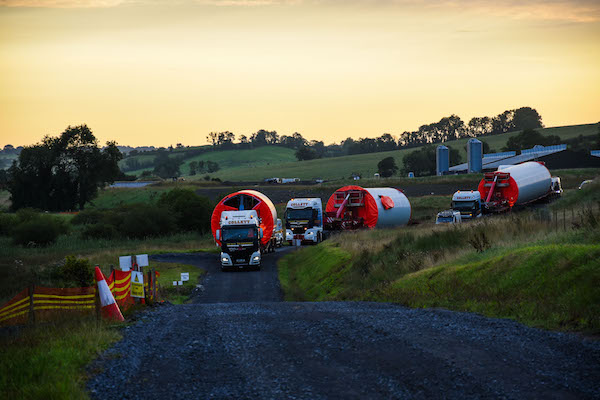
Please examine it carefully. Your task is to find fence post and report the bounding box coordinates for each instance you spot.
[146,269,152,303]
[28,283,35,326]
[554,209,558,231]
[563,208,566,231]
[152,268,157,302]
[95,281,101,325]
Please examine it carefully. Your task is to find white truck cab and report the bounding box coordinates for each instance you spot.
[451,190,482,220]
[285,198,324,244]
[436,210,462,224]
[216,210,262,269]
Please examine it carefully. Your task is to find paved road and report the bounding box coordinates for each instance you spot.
[88,249,600,400]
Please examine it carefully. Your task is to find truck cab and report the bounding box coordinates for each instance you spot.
[451,190,482,220]
[436,210,462,224]
[285,198,324,244]
[216,210,262,269]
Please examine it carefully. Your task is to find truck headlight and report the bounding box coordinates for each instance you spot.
[222,257,228,262]
[253,255,260,261]
[306,231,313,235]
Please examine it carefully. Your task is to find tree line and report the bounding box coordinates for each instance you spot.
[198,106,543,161]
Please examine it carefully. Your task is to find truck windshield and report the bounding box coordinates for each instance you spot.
[452,201,478,211]
[287,208,313,220]
[222,227,256,241]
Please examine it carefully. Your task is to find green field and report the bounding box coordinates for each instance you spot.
[120,123,598,181]
[124,145,296,177]
[207,123,600,181]
[278,183,600,332]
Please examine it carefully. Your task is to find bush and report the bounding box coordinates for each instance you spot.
[59,256,94,287]
[12,214,69,247]
[71,209,105,225]
[81,222,118,240]
[0,212,17,236]
[119,204,175,239]
[157,189,212,233]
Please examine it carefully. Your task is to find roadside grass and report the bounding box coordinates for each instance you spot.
[0,232,216,303]
[0,319,121,400]
[551,179,600,210]
[409,194,452,222]
[387,244,600,332]
[278,212,600,332]
[151,261,205,304]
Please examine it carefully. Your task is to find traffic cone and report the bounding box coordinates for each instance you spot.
[95,266,124,322]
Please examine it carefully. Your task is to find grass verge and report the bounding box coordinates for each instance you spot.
[387,244,600,332]
[152,261,205,304]
[0,319,121,400]
[278,212,600,333]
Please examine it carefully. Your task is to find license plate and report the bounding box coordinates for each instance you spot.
[294,235,303,239]
[236,259,246,263]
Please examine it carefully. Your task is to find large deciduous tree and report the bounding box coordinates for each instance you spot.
[8,125,122,211]
[377,157,398,177]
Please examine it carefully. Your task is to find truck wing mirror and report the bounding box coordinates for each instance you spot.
[216,229,221,241]
[259,228,263,239]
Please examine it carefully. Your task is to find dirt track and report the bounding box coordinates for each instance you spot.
[87,249,600,400]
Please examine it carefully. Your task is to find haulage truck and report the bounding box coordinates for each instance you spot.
[285,198,324,244]
[211,190,278,270]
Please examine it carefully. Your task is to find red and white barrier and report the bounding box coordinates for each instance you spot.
[95,266,124,322]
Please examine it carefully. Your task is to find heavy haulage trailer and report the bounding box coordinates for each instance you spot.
[478,161,562,213]
[211,190,278,270]
[324,185,411,231]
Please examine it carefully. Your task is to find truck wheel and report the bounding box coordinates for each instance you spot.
[317,232,322,243]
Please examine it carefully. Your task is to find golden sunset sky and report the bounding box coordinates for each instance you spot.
[1,0,599,147]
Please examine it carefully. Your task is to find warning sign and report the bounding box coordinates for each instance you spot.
[130,271,145,298]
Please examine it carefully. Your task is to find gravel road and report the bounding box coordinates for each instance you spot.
[88,249,600,400]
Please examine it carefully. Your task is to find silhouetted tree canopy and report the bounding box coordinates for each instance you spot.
[377,157,398,177]
[8,125,122,211]
[502,129,560,152]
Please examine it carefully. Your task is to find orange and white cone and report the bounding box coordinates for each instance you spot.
[95,266,124,322]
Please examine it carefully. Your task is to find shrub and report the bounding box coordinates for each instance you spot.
[12,214,69,247]
[81,222,118,240]
[59,256,94,287]
[71,209,104,225]
[118,204,175,239]
[157,189,212,233]
[0,212,17,236]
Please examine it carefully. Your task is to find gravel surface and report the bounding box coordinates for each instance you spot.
[88,250,600,400]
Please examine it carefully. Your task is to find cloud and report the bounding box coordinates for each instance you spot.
[2,0,599,23]
[0,0,125,7]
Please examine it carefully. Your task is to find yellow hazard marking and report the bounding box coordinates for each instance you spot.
[0,297,29,314]
[33,300,94,306]
[0,309,28,323]
[33,305,94,311]
[115,275,130,285]
[34,293,95,300]
[0,301,30,319]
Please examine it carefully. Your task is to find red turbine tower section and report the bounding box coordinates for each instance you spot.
[325,185,411,230]
[478,161,552,211]
[211,190,277,246]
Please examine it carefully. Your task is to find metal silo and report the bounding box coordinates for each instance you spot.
[436,145,449,176]
[467,138,483,173]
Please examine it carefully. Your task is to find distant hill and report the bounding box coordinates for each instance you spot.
[121,145,297,177]
[122,123,598,181]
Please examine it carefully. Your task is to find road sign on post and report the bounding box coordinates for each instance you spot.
[131,271,145,298]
